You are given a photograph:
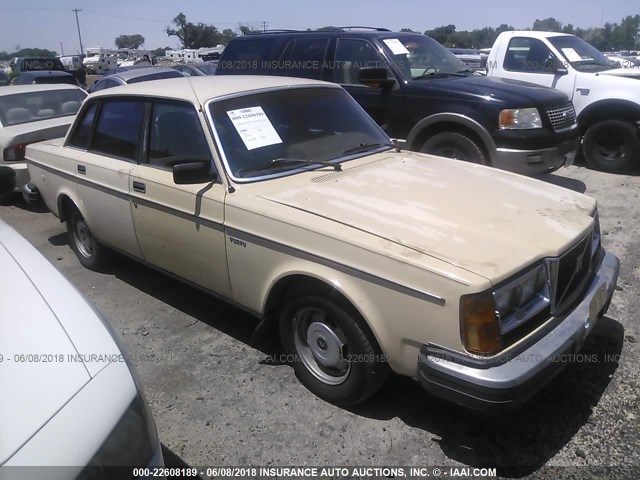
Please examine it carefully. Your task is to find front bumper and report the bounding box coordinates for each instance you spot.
[418,251,620,412]
[490,134,580,175]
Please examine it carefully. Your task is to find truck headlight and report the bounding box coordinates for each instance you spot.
[499,108,542,129]
[591,211,601,257]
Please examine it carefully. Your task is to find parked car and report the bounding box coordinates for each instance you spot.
[26,76,619,410]
[448,48,488,72]
[11,70,80,86]
[487,31,640,172]
[0,70,9,86]
[173,61,218,76]
[89,67,184,93]
[216,29,580,175]
[0,84,87,194]
[0,188,163,470]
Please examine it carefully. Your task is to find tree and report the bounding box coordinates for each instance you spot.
[532,17,563,32]
[425,25,457,44]
[400,28,419,33]
[239,24,260,35]
[150,46,171,57]
[167,12,223,48]
[115,34,145,49]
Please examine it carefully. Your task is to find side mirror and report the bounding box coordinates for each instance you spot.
[357,67,396,90]
[173,160,217,185]
[0,166,17,198]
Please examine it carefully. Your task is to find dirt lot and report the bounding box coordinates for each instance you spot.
[1,164,639,479]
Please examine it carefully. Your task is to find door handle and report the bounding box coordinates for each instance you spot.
[132,181,146,194]
[77,164,86,175]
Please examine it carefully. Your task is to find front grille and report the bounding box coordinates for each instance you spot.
[546,103,577,132]
[549,233,593,312]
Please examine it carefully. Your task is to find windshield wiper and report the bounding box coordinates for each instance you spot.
[342,142,395,155]
[414,71,468,79]
[269,157,342,171]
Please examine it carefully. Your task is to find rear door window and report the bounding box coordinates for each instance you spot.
[90,99,145,161]
[282,38,330,79]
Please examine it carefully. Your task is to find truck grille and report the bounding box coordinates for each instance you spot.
[546,103,577,132]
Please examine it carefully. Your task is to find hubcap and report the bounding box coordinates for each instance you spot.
[293,308,350,385]
[73,215,93,259]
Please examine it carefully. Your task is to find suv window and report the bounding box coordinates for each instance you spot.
[220,38,283,74]
[333,39,384,84]
[504,38,558,73]
[90,100,145,161]
[282,38,329,79]
[148,102,211,169]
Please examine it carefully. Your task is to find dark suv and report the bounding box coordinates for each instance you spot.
[217,28,580,174]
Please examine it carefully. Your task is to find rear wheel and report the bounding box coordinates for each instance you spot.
[279,289,389,405]
[583,120,639,173]
[420,132,488,164]
[66,206,108,270]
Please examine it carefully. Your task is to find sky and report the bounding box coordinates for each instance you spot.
[1,0,638,54]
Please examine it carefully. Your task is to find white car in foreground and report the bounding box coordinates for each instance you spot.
[0,179,163,475]
[0,84,86,194]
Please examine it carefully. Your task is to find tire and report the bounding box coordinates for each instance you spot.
[279,290,389,405]
[0,167,16,198]
[583,120,640,173]
[66,206,108,271]
[420,131,488,164]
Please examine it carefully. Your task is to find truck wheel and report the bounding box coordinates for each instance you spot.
[420,132,488,164]
[583,120,639,173]
[66,206,108,271]
[279,290,389,405]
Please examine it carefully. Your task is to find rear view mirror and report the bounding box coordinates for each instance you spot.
[358,68,396,90]
[0,166,16,198]
[173,161,217,185]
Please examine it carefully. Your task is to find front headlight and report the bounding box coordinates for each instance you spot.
[499,108,543,129]
[492,264,550,334]
[461,263,551,355]
[591,211,601,257]
[78,393,159,478]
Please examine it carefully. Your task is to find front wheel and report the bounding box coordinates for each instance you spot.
[66,206,108,271]
[279,291,389,405]
[582,120,640,173]
[420,132,488,164]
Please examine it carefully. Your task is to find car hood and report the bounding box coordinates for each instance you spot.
[413,74,570,106]
[0,221,121,464]
[258,152,595,283]
[599,67,640,79]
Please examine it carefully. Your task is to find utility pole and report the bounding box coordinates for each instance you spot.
[72,9,84,56]
[262,21,268,32]
[60,41,64,56]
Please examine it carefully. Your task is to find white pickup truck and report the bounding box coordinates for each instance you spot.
[487,31,640,173]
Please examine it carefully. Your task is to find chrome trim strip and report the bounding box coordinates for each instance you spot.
[226,227,446,306]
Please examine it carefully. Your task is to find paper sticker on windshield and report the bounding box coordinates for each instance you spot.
[561,48,583,62]
[383,39,410,55]
[227,106,282,151]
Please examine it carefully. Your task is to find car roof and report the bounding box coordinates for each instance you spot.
[89,75,338,104]
[16,71,73,78]
[0,83,83,96]
[499,31,573,40]
[106,66,182,81]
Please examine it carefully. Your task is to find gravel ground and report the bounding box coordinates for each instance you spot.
[1,164,638,479]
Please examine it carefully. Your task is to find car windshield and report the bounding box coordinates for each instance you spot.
[196,63,217,75]
[549,36,617,71]
[381,35,470,79]
[208,87,393,182]
[127,70,183,83]
[0,89,86,127]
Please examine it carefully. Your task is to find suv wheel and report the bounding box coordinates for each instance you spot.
[420,132,487,164]
[583,120,639,173]
[279,289,389,405]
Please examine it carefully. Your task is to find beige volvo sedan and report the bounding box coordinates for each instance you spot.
[26,76,620,410]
